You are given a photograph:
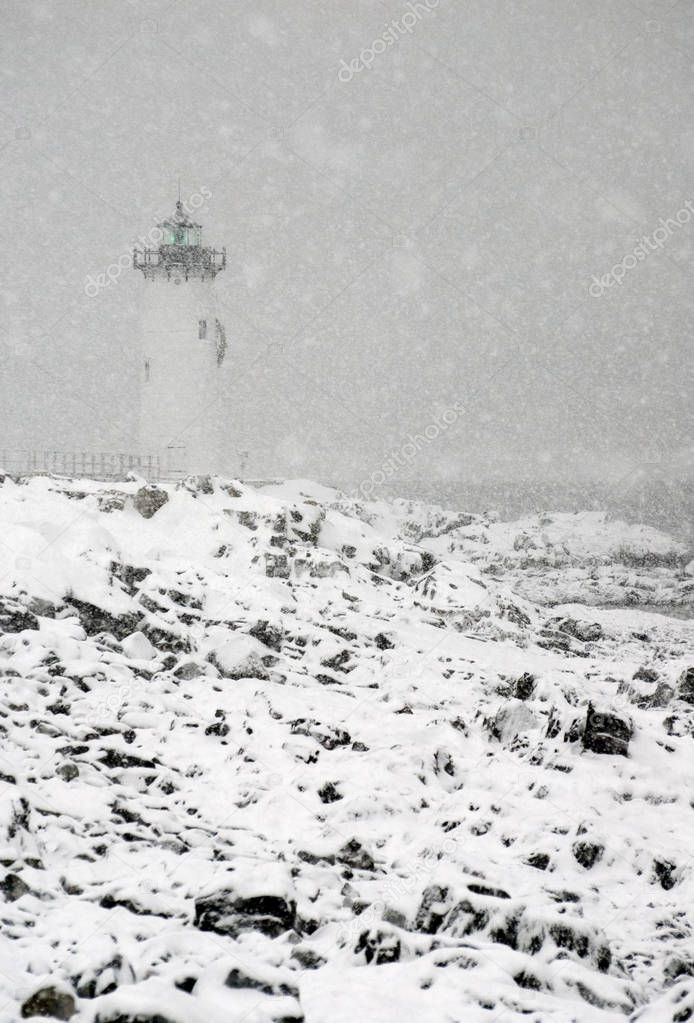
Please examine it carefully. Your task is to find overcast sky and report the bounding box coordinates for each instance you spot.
[0,0,692,486]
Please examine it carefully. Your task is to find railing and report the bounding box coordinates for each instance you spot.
[133,245,226,280]
[0,450,166,482]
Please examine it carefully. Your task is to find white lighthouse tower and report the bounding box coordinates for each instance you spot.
[134,200,227,478]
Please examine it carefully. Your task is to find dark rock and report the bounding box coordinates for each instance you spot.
[514,673,536,700]
[237,510,258,530]
[546,706,563,739]
[654,858,677,890]
[633,666,659,683]
[178,475,214,496]
[67,599,142,640]
[374,632,395,650]
[265,553,290,579]
[96,1016,174,1023]
[205,720,229,737]
[490,913,520,949]
[549,922,589,957]
[97,492,127,513]
[382,907,408,928]
[46,701,70,716]
[664,955,694,985]
[572,841,604,869]
[174,661,205,680]
[337,839,375,871]
[318,782,342,804]
[290,947,326,970]
[635,680,674,709]
[0,872,31,901]
[467,883,510,899]
[289,721,351,750]
[0,606,39,633]
[133,486,169,519]
[414,885,450,934]
[28,597,58,618]
[195,892,296,938]
[99,749,156,770]
[110,562,151,594]
[502,603,531,628]
[548,889,581,903]
[99,893,155,916]
[225,967,297,997]
[142,626,190,656]
[526,852,550,870]
[56,764,79,782]
[174,977,197,993]
[514,971,542,990]
[676,668,694,705]
[557,618,603,643]
[297,849,335,866]
[583,702,631,756]
[320,649,354,674]
[355,927,401,965]
[20,986,76,1020]
[249,620,283,651]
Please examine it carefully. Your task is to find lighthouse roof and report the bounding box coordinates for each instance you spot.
[158,199,201,231]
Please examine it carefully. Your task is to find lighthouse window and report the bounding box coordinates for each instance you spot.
[144,359,151,383]
[198,319,207,339]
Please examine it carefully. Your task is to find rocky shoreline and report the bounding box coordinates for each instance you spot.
[0,475,691,1022]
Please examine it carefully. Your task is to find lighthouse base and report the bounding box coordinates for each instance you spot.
[138,278,224,477]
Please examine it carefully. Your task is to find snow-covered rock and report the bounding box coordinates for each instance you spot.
[0,474,690,1022]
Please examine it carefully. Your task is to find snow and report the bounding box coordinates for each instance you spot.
[0,473,691,1022]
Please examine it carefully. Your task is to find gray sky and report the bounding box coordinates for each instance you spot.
[0,0,692,486]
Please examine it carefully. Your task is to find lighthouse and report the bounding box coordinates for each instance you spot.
[134,199,227,478]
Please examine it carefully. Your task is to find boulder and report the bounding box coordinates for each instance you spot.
[265,553,290,579]
[635,680,674,709]
[0,605,39,633]
[633,666,659,683]
[133,485,169,519]
[0,871,31,901]
[318,781,342,803]
[195,892,296,938]
[120,631,157,660]
[337,839,376,871]
[67,599,142,640]
[676,668,694,705]
[583,702,631,756]
[248,620,284,651]
[20,986,76,1020]
[209,635,271,681]
[173,660,207,680]
[557,618,603,643]
[514,672,536,700]
[493,701,540,743]
[414,885,451,934]
[572,841,604,869]
[355,927,401,965]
